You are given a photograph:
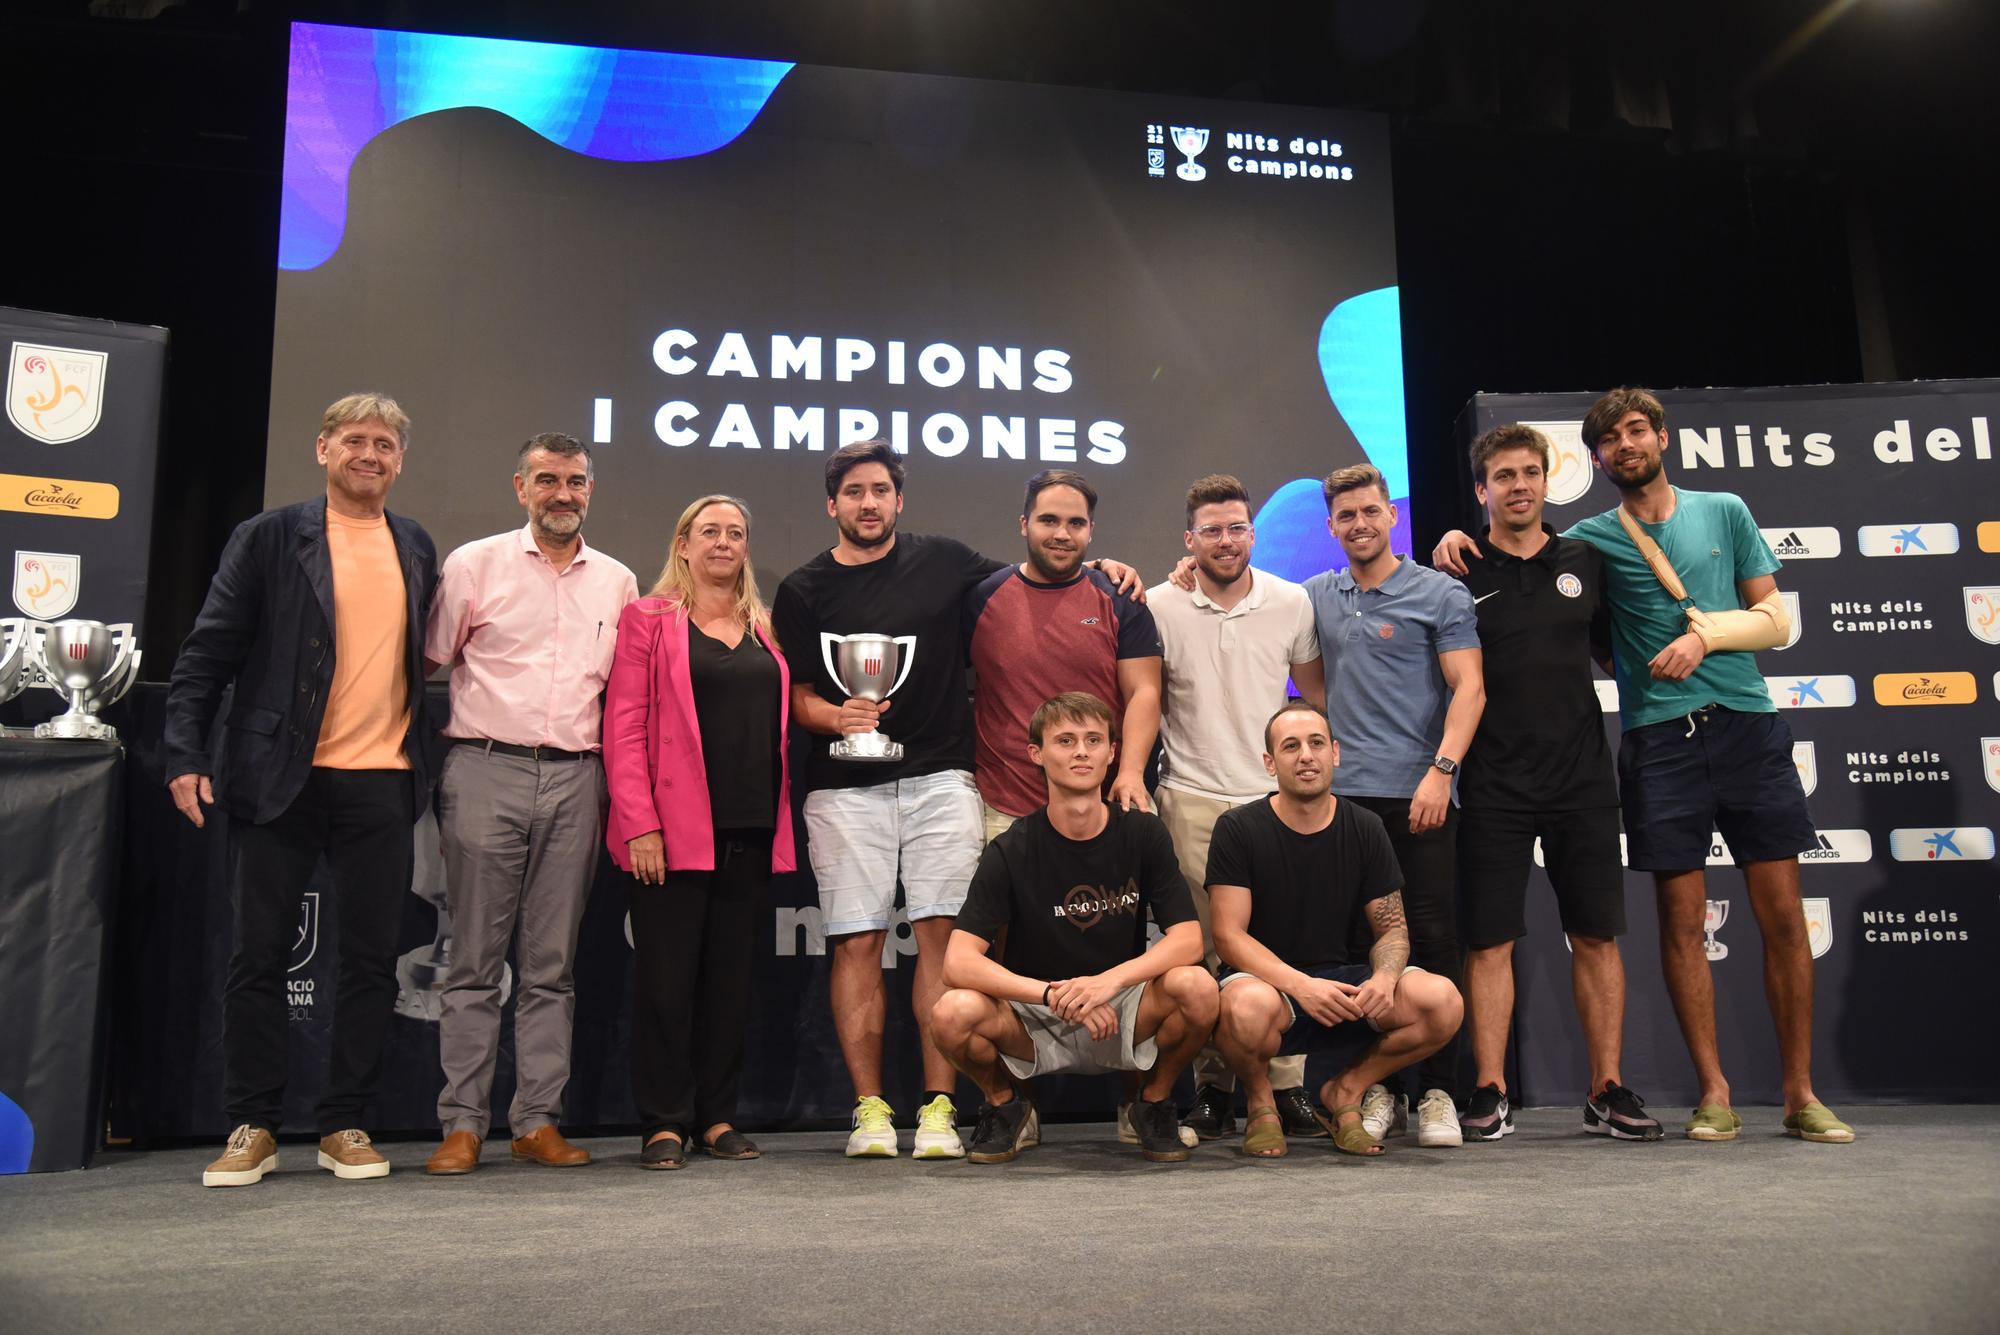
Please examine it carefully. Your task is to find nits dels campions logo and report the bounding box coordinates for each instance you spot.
[6,342,107,444]
[1872,672,1976,706]
[1856,522,1960,557]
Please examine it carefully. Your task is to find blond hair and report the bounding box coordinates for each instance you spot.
[645,494,775,644]
[319,392,411,448]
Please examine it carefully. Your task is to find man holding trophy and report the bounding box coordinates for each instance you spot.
[164,393,438,1187]
[420,432,637,1176]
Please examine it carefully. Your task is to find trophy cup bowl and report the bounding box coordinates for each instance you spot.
[822,631,917,761]
[1172,125,1210,180]
[1702,899,1730,961]
[0,618,34,706]
[32,619,139,740]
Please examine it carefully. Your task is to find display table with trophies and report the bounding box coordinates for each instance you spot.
[0,616,140,1172]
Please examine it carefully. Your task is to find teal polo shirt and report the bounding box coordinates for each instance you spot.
[1304,556,1481,800]
[1564,488,1781,730]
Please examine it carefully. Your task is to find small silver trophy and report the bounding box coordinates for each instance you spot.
[1702,899,1730,963]
[0,618,39,735]
[30,619,141,740]
[821,632,916,761]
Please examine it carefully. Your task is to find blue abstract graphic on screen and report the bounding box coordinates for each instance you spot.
[282,23,793,270]
[1253,285,1411,582]
[0,1090,32,1174]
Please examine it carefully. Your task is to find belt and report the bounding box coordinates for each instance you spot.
[454,738,591,762]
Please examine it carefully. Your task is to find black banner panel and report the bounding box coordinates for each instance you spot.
[1459,380,1999,1104]
[0,308,166,632]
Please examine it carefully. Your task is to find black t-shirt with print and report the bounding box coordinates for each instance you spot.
[1204,796,1402,972]
[956,805,1196,982]
[772,532,1005,792]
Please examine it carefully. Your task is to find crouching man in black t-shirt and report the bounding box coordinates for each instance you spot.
[1209,700,1464,1158]
[932,691,1218,1163]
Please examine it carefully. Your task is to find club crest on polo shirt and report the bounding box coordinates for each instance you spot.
[1555,572,1581,598]
[1377,623,1393,639]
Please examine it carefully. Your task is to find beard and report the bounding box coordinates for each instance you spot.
[534,506,584,541]
[1608,452,1664,492]
[1025,542,1085,582]
[836,511,897,550]
[1197,552,1248,586]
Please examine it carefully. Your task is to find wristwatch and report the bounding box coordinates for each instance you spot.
[1431,755,1459,776]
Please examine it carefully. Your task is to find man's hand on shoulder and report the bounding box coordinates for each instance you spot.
[1432,530,1482,575]
[1108,771,1152,813]
[1093,558,1145,600]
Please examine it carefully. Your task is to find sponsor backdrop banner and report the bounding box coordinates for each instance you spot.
[1460,379,1999,1105]
[0,307,166,638]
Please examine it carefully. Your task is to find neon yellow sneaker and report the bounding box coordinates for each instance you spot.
[912,1095,965,1159]
[845,1095,899,1158]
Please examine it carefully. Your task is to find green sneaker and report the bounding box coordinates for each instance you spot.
[1685,1104,1743,1141]
[845,1095,898,1158]
[1784,1102,1855,1143]
[911,1095,965,1160]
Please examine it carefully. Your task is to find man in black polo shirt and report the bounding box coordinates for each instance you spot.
[930,691,1217,1164]
[1207,700,1463,1157]
[1448,424,1660,1142]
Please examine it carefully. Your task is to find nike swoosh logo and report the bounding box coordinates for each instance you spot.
[1473,591,1499,604]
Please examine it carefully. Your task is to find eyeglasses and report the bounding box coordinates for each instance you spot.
[1192,522,1253,542]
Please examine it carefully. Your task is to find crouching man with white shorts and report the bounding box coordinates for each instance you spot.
[931,691,1218,1163]
[1210,700,1464,1158]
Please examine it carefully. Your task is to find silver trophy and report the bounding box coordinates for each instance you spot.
[30,619,141,739]
[1702,899,1730,963]
[0,618,39,735]
[821,632,916,761]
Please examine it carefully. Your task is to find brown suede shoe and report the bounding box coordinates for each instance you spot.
[203,1124,278,1188]
[510,1125,590,1166]
[317,1128,391,1180]
[425,1130,482,1176]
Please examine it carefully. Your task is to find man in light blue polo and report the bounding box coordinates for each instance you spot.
[1304,463,1485,1147]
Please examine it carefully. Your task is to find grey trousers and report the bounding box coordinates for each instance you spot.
[1154,786,1307,1094]
[434,744,606,1139]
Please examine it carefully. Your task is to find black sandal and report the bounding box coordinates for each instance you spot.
[703,1129,761,1160]
[639,1133,687,1169]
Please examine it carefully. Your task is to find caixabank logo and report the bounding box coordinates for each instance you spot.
[1872,672,1977,706]
[1856,523,1960,556]
[1888,828,1996,862]
[1761,526,1840,560]
[1766,674,1855,709]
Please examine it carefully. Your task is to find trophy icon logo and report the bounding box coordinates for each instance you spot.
[1170,125,1209,181]
[1702,899,1730,962]
[821,632,916,761]
[29,619,141,739]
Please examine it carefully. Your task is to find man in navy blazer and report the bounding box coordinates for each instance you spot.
[164,392,438,1188]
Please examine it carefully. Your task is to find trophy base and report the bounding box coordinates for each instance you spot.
[829,731,904,762]
[34,714,118,740]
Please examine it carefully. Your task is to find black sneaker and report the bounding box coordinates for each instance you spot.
[1181,1084,1236,1140]
[1132,1097,1192,1162]
[1585,1082,1665,1141]
[1462,1083,1514,1142]
[1275,1086,1328,1138]
[966,1098,1039,1163]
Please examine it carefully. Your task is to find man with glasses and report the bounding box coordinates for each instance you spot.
[1147,475,1324,1144]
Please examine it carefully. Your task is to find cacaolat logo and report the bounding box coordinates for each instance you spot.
[0,472,120,520]
[1872,672,1976,706]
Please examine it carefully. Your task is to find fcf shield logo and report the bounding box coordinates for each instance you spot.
[1523,420,1595,506]
[1802,897,1832,959]
[1984,738,2000,795]
[11,550,79,618]
[6,342,107,444]
[289,892,321,972]
[1777,591,1802,650]
[1792,740,1817,796]
[1965,587,2000,645]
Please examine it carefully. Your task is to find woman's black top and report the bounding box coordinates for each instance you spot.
[687,618,781,830]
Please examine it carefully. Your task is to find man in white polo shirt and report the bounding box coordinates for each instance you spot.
[1148,474,1324,1144]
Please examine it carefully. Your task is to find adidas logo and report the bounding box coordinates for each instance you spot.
[1759,525,1840,560]
[1799,832,1841,861]
[1796,828,1874,863]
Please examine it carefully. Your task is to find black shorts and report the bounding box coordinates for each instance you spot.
[1458,806,1626,949]
[1220,963,1382,1069]
[1618,706,1816,871]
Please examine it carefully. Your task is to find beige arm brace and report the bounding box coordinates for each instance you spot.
[1687,589,1792,653]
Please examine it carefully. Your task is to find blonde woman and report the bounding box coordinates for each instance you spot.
[603,495,794,1168]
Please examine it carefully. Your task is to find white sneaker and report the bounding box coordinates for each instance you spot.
[1116,1102,1198,1147]
[1417,1087,1464,1147]
[912,1095,965,1159]
[845,1095,899,1158]
[1358,1084,1407,1140]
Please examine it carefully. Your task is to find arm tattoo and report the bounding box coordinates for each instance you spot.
[1367,891,1410,975]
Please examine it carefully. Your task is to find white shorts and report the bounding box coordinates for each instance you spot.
[803,768,983,935]
[1002,982,1158,1079]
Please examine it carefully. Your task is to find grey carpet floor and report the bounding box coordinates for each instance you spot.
[3,1105,1996,1333]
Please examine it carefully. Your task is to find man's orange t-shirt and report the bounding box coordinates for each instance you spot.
[312,509,411,770]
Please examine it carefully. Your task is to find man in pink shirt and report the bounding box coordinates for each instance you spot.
[420,432,638,1175]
